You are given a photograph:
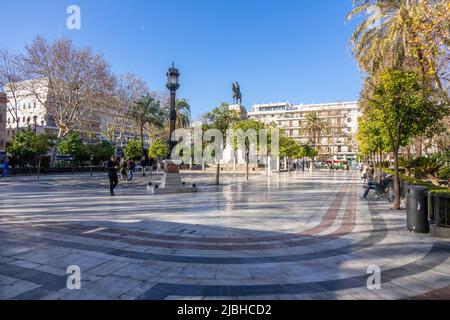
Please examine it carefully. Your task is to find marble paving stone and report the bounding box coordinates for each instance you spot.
[61,276,143,300]
[1,172,449,300]
[0,279,41,300]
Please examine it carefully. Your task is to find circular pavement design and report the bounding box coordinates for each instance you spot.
[0,172,449,300]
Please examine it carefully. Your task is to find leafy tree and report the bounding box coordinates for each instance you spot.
[410,156,442,185]
[176,99,192,129]
[279,136,301,157]
[232,119,267,180]
[128,94,165,156]
[88,141,115,163]
[279,136,303,172]
[356,115,389,172]
[7,130,52,176]
[362,69,448,209]
[303,144,319,159]
[58,132,88,164]
[22,37,116,165]
[303,112,328,149]
[202,103,241,185]
[124,140,142,161]
[8,130,36,165]
[347,0,449,92]
[149,139,169,162]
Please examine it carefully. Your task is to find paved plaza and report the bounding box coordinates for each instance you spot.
[0,171,449,300]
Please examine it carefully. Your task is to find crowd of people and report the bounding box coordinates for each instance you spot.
[105,156,157,196]
[2,151,397,201]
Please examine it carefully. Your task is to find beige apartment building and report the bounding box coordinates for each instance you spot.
[248,101,360,162]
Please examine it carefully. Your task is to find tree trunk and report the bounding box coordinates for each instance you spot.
[140,125,145,157]
[246,149,249,181]
[215,163,220,186]
[37,155,42,181]
[379,149,383,173]
[277,156,280,174]
[50,130,63,167]
[393,148,401,210]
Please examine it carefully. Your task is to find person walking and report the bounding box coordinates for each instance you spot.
[1,157,9,178]
[128,159,135,181]
[119,158,128,182]
[361,163,369,182]
[141,156,148,177]
[107,156,119,196]
[149,157,155,175]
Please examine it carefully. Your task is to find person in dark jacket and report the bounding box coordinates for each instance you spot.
[149,157,155,175]
[1,157,9,177]
[140,156,148,177]
[107,156,119,196]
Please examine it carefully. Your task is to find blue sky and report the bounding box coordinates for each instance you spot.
[0,0,363,119]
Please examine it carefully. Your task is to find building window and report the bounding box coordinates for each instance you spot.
[347,118,352,123]
[338,146,342,153]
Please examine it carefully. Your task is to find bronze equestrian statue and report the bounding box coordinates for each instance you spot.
[232,82,242,105]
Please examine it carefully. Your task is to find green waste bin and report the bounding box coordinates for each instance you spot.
[407,185,430,233]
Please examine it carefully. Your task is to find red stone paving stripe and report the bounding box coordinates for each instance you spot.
[296,186,346,236]
[331,183,357,237]
[15,184,360,251]
[44,183,351,245]
[407,286,450,300]
[283,183,358,247]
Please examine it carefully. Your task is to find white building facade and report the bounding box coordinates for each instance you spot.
[248,101,360,162]
[4,80,58,140]
[3,80,136,148]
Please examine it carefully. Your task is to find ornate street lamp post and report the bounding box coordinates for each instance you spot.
[166,62,180,158]
[147,62,197,194]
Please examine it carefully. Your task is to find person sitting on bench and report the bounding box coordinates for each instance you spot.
[361,171,387,199]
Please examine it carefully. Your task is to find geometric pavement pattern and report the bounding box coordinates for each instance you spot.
[0,171,449,300]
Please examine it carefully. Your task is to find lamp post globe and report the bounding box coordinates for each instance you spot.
[166,63,180,158]
[166,62,180,92]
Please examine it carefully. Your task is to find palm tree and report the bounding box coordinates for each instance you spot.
[303,112,328,149]
[347,0,447,90]
[176,99,192,129]
[128,95,165,156]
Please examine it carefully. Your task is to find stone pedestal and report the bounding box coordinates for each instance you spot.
[147,160,198,195]
[431,224,450,239]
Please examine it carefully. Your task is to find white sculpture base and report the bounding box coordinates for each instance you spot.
[147,160,198,195]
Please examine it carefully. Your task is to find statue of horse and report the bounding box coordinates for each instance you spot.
[232,82,242,105]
